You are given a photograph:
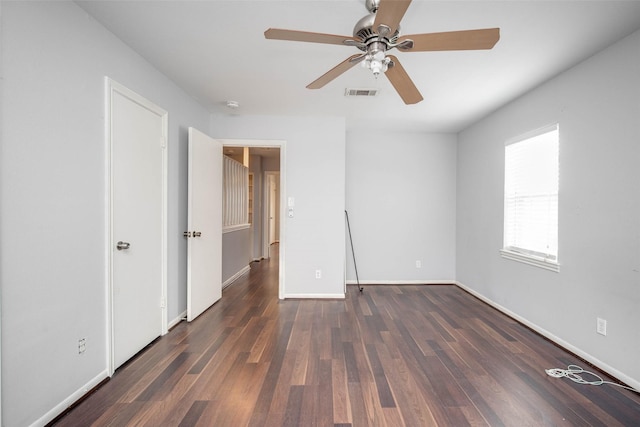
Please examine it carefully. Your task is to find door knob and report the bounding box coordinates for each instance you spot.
[116,241,131,250]
[193,231,202,237]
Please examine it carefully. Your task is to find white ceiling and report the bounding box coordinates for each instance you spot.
[77,0,640,133]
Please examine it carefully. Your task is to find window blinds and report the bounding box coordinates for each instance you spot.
[504,124,559,260]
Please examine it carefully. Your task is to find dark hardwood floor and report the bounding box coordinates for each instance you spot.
[54,246,640,426]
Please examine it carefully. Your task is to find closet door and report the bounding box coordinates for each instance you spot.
[109,80,167,371]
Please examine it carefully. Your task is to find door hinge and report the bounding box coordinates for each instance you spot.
[160,136,167,148]
[160,297,166,308]
[183,231,192,238]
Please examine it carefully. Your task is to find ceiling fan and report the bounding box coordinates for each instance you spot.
[264,0,500,105]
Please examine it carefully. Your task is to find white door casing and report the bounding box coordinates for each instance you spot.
[186,128,223,322]
[108,79,167,373]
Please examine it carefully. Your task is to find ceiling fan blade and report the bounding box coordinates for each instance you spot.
[265,28,354,46]
[385,55,423,105]
[398,28,500,51]
[307,55,365,89]
[373,0,412,37]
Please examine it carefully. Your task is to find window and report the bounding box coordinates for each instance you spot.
[223,156,249,232]
[501,124,559,271]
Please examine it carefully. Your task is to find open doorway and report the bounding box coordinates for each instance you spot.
[221,141,284,298]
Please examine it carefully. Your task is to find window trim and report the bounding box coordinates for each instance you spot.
[501,123,560,272]
[499,248,560,272]
[504,123,558,147]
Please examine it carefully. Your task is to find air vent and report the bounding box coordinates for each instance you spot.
[344,88,379,97]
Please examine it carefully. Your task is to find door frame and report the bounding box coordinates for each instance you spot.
[218,139,286,300]
[106,78,168,375]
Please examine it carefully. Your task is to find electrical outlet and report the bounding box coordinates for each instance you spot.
[315,269,322,279]
[78,338,87,354]
[416,260,422,268]
[596,318,607,336]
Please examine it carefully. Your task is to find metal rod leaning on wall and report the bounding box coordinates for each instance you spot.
[345,210,363,292]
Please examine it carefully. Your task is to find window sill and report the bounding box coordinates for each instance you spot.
[223,223,251,234]
[499,249,560,273]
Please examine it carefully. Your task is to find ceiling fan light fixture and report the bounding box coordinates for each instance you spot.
[362,54,390,77]
[361,40,391,77]
[370,58,384,76]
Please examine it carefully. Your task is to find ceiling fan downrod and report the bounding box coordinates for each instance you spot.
[365,0,380,14]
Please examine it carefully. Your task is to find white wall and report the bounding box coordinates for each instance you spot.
[457,29,640,389]
[211,115,346,298]
[0,2,210,425]
[345,131,457,283]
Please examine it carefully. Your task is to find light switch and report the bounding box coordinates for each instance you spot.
[288,197,295,207]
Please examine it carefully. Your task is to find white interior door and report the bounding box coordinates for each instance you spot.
[187,128,222,322]
[109,80,167,371]
[269,175,277,244]
[263,171,280,258]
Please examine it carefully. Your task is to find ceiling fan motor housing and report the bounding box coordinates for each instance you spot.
[353,12,400,53]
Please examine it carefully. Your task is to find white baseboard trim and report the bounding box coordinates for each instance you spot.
[345,279,456,285]
[223,265,251,289]
[283,293,345,299]
[454,281,640,392]
[168,310,187,330]
[31,369,109,427]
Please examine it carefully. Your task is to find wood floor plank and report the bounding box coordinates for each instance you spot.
[376,336,439,426]
[289,333,312,385]
[52,249,640,426]
[178,400,209,427]
[136,352,194,402]
[247,318,275,363]
[247,315,295,426]
[134,390,196,426]
[282,385,304,426]
[364,344,396,408]
[316,359,335,425]
[346,382,370,427]
[331,358,352,425]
